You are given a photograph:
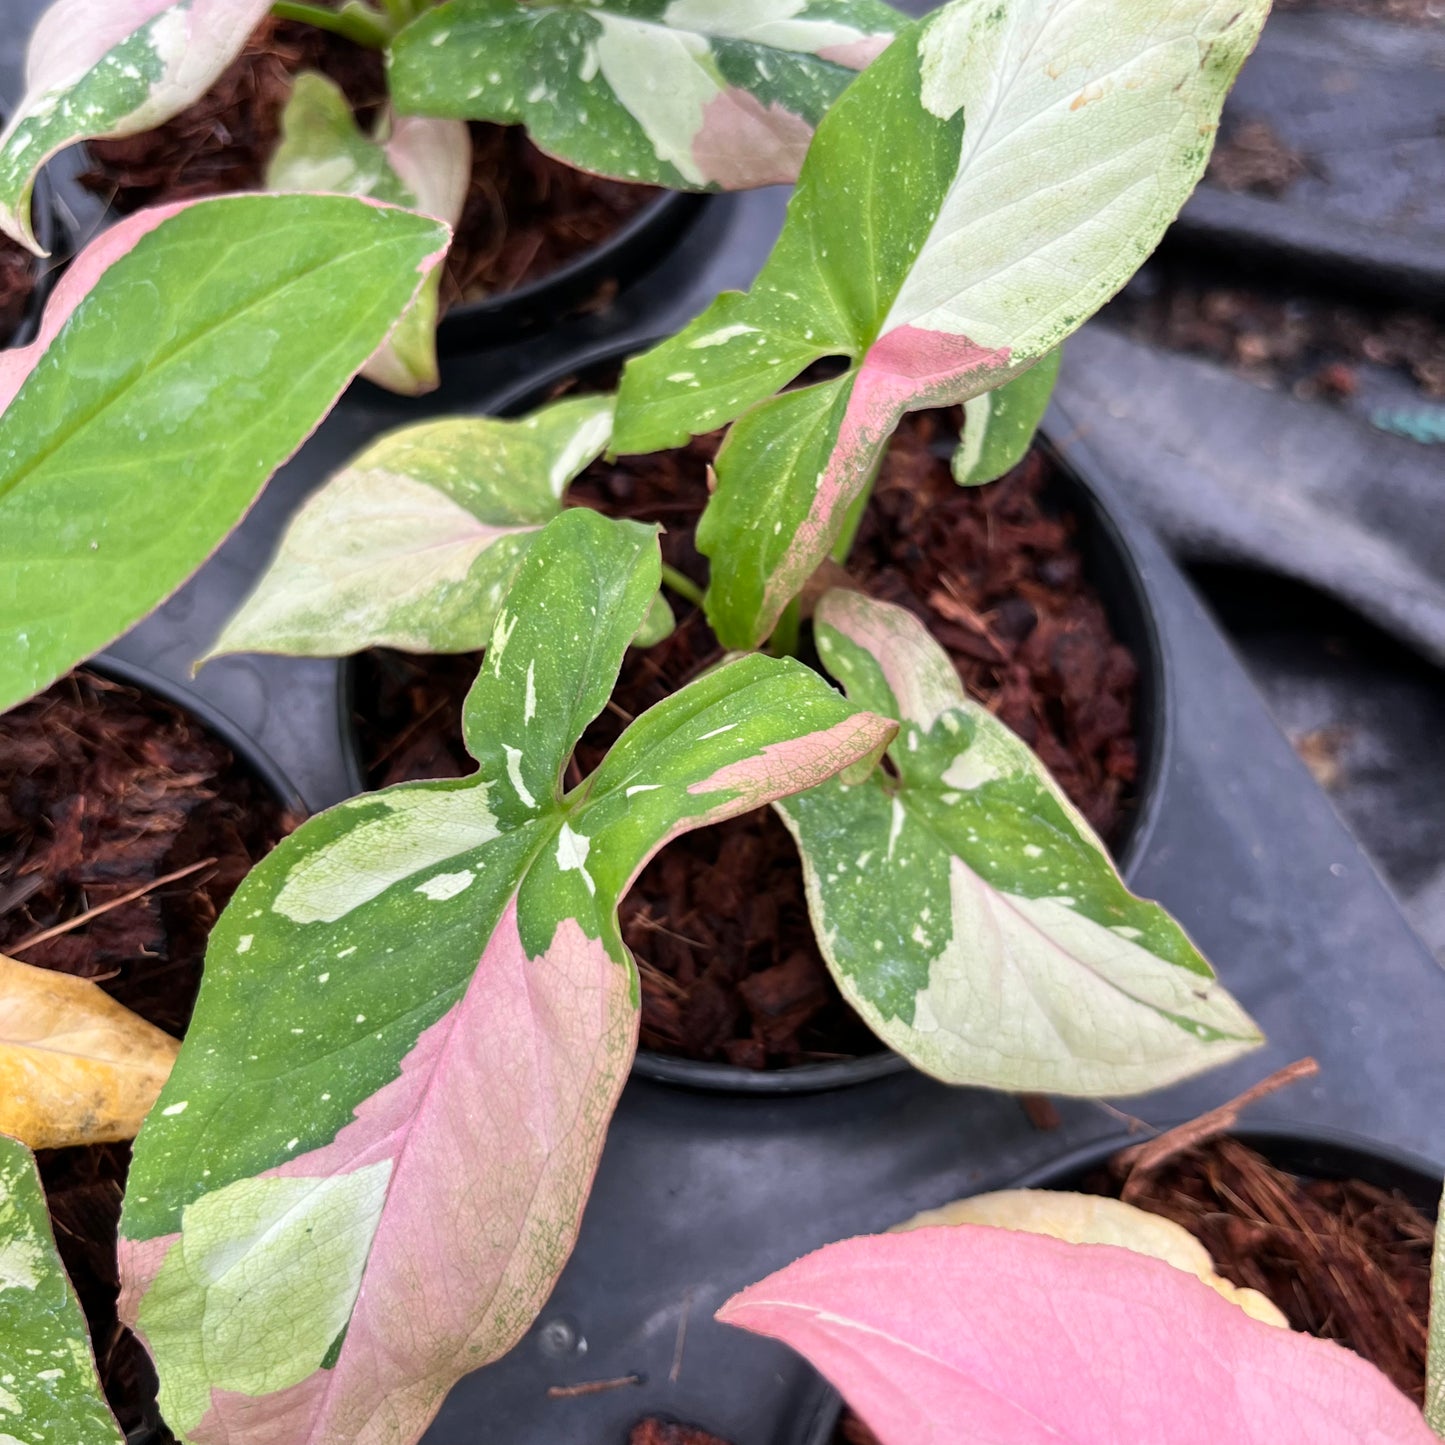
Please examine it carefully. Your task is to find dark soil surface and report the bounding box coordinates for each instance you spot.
[1104,1136,1435,1406]
[0,669,297,1437]
[832,1135,1436,1444]
[0,234,37,347]
[1108,265,1445,404]
[628,1421,734,1445]
[79,18,657,310]
[352,407,1140,1070]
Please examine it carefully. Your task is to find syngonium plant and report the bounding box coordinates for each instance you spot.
[0,0,902,392]
[720,1187,1445,1445]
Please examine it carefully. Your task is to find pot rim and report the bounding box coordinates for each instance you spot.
[437,190,708,351]
[88,653,308,819]
[342,331,1172,1096]
[801,1121,1444,1445]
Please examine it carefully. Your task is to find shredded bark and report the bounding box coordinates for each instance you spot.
[1097,1137,1435,1406]
[1110,275,1445,402]
[353,409,1140,1070]
[0,669,296,1437]
[1207,118,1311,198]
[79,17,656,307]
[628,1421,735,1445]
[0,233,37,347]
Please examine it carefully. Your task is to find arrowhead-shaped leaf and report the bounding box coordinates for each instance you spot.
[121,508,893,1445]
[267,72,471,396]
[389,0,900,191]
[719,1226,1438,1445]
[0,0,271,252]
[0,1133,126,1445]
[896,1188,1286,1326]
[0,194,450,714]
[775,589,1262,1095]
[615,0,1269,646]
[0,952,180,1150]
[206,394,616,661]
[952,347,1061,488]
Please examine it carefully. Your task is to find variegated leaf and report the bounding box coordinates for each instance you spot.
[896,1189,1286,1326]
[720,1227,1438,1445]
[774,589,1261,1096]
[388,0,900,190]
[0,195,448,712]
[0,0,272,252]
[615,0,1269,647]
[953,347,1061,488]
[121,509,892,1445]
[207,394,616,660]
[0,1134,126,1445]
[0,195,450,715]
[1428,1186,1445,1435]
[267,72,471,396]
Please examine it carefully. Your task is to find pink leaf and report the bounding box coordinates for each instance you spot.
[720,1225,1436,1445]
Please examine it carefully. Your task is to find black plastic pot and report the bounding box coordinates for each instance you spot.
[800,1124,1444,1445]
[20,656,305,1445]
[338,334,1168,1095]
[437,191,710,352]
[1167,12,1445,310]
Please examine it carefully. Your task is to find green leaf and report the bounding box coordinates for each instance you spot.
[267,71,471,396]
[615,0,1269,647]
[0,193,450,715]
[121,509,893,1445]
[0,1133,125,1445]
[388,0,900,191]
[0,0,272,252]
[206,395,617,660]
[775,589,1263,1096]
[953,346,1061,488]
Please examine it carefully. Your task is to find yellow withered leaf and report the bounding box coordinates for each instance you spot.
[0,952,180,1149]
[896,1188,1288,1328]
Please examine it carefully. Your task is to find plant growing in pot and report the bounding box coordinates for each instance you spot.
[213,0,1269,1090]
[1,1,1279,1441]
[0,0,903,391]
[720,1122,1445,1445]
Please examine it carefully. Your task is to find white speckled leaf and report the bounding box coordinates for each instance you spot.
[0,0,272,251]
[389,0,900,190]
[616,0,1269,647]
[207,395,617,660]
[0,1134,126,1444]
[267,72,471,395]
[775,589,1263,1096]
[122,510,892,1445]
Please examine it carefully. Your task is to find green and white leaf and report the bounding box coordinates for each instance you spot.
[267,71,471,396]
[0,0,271,252]
[389,0,900,190]
[207,394,617,660]
[0,194,449,715]
[615,0,1269,647]
[775,589,1263,1096]
[953,346,1061,488]
[1428,1182,1445,1437]
[122,510,892,1445]
[0,1134,125,1445]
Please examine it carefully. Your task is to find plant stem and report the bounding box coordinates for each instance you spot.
[659,564,705,610]
[768,599,801,659]
[271,0,393,48]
